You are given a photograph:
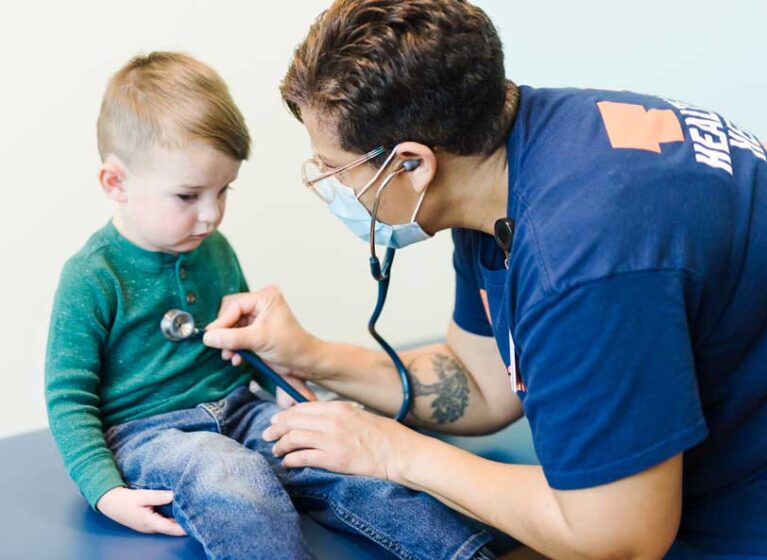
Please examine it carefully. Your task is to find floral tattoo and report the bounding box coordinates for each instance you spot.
[411,354,470,424]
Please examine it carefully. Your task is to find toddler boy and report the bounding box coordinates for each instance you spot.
[45,51,492,559]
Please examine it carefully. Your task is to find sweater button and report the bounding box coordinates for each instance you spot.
[179,266,187,280]
[186,291,197,304]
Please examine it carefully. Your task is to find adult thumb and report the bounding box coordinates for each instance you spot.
[203,326,250,351]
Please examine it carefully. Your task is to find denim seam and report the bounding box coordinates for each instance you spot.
[173,493,216,559]
[290,491,417,560]
[197,403,223,433]
[449,530,490,560]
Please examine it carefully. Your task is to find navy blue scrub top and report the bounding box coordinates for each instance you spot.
[452,86,767,556]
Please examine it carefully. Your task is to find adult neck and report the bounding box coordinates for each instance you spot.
[420,143,509,236]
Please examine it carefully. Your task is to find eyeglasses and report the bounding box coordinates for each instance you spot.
[301,146,386,203]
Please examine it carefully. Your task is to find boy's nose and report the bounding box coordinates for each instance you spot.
[198,202,221,225]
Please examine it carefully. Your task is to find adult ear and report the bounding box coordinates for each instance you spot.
[98,155,128,203]
[395,142,436,195]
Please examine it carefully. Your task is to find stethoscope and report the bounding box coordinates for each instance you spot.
[160,308,308,403]
[159,158,421,422]
[364,158,422,422]
[160,158,516,423]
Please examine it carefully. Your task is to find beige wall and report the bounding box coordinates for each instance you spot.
[1,0,764,438]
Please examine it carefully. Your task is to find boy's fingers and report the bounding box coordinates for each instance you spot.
[147,511,187,536]
[138,489,175,506]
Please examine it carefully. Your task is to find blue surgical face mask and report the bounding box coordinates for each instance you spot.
[324,175,431,249]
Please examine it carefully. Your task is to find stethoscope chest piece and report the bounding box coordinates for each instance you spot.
[160,309,199,341]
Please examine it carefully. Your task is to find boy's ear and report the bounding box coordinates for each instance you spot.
[98,155,128,203]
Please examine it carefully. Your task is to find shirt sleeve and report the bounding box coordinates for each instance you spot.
[234,252,249,292]
[515,270,709,490]
[45,258,126,508]
[452,229,494,336]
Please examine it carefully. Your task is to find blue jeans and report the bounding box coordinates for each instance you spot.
[105,385,492,560]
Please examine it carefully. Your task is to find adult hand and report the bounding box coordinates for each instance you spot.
[275,374,318,408]
[262,401,417,482]
[203,285,321,378]
[96,487,186,536]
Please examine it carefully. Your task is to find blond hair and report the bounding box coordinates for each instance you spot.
[97,51,250,166]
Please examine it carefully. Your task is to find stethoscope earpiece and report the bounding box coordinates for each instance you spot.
[401,159,420,171]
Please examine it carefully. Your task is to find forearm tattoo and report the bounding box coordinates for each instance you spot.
[410,354,470,424]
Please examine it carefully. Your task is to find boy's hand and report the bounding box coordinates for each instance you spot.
[96,487,187,536]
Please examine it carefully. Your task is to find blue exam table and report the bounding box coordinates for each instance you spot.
[1,411,537,559]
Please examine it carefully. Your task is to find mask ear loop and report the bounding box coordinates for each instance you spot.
[369,166,408,276]
[368,157,423,275]
[409,182,427,223]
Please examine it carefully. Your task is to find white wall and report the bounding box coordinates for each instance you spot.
[1,1,764,438]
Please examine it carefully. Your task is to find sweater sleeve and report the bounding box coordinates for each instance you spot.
[234,251,249,292]
[45,257,126,509]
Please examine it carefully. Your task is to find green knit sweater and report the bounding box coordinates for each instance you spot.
[45,221,251,508]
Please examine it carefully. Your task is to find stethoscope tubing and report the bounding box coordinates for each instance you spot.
[235,349,308,404]
[195,328,308,404]
[368,247,412,423]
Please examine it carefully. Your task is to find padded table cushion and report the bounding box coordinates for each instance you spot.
[1,420,537,559]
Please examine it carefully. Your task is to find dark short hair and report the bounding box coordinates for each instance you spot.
[280,0,517,158]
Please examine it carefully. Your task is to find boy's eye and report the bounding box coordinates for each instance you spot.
[218,185,232,197]
[176,193,198,202]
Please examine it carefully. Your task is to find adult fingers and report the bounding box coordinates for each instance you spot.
[221,348,243,366]
[274,400,355,420]
[292,377,318,402]
[280,376,318,405]
[207,285,282,330]
[271,429,324,458]
[263,403,347,441]
[275,387,296,409]
[205,298,250,331]
[275,381,317,409]
[203,325,258,351]
[281,449,330,470]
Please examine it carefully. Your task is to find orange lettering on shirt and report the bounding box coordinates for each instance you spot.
[479,289,492,325]
[597,101,684,153]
